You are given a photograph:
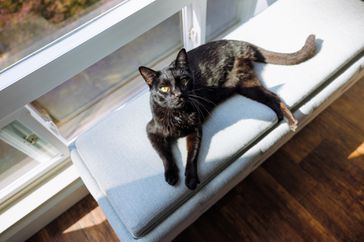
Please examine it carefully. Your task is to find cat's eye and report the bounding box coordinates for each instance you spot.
[159,86,170,93]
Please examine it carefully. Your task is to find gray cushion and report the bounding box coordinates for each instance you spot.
[75,93,276,238]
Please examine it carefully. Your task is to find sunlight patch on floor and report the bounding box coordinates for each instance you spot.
[348,142,364,160]
[63,206,106,234]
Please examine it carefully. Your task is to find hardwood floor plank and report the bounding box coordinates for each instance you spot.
[250,168,337,242]
[264,151,318,202]
[280,125,324,164]
[297,142,364,240]
[28,195,119,242]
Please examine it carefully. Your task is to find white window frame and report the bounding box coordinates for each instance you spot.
[182,0,207,50]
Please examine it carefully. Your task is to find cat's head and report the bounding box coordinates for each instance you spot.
[139,49,193,109]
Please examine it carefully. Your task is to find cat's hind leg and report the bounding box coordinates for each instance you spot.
[237,83,298,131]
[226,57,297,130]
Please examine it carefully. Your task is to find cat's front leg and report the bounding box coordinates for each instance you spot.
[147,129,179,186]
[185,127,202,190]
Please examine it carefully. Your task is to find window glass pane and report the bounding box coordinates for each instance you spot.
[0,139,38,189]
[206,0,244,40]
[0,121,60,163]
[206,0,277,41]
[0,0,126,71]
[33,12,183,139]
[0,120,60,190]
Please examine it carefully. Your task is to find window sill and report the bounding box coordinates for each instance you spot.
[0,160,88,242]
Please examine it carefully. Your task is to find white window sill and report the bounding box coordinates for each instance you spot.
[0,161,87,242]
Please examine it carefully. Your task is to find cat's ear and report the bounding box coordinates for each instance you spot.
[175,48,188,67]
[139,66,157,87]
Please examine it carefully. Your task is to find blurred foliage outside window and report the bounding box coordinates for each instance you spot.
[0,0,121,70]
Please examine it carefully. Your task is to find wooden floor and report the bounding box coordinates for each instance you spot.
[29,79,364,242]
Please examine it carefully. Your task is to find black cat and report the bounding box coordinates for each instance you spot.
[139,35,316,190]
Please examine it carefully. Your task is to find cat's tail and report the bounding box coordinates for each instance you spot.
[249,34,316,65]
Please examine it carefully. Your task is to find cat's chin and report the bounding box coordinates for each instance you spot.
[169,101,186,109]
[175,103,186,109]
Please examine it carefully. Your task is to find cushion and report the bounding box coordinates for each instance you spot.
[75,93,276,238]
[72,0,364,239]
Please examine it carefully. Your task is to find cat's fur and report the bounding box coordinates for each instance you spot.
[139,35,316,190]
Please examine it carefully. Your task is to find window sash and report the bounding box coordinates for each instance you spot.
[0,0,194,121]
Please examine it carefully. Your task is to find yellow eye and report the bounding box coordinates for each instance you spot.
[159,86,170,93]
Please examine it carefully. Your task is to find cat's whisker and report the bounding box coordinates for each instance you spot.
[188,94,216,106]
[188,86,216,92]
[188,99,205,121]
[197,102,212,117]
[189,97,212,118]
[188,98,206,120]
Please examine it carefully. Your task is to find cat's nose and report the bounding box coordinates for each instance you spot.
[173,90,182,97]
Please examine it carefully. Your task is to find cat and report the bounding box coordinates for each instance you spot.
[139,35,316,190]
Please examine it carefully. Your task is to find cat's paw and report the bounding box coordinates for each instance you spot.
[165,168,179,186]
[289,119,298,132]
[185,173,200,190]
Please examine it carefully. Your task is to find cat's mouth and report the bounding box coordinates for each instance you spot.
[170,98,185,108]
